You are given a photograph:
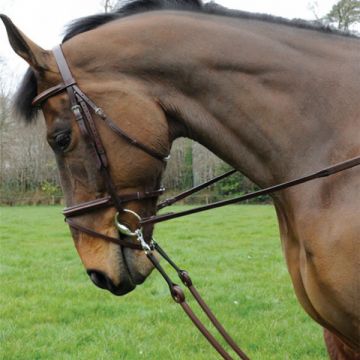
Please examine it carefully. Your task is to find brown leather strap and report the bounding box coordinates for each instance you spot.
[33,45,169,163]
[34,45,168,256]
[187,283,249,360]
[157,169,236,210]
[32,83,75,107]
[66,218,142,250]
[73,84,168,162]
[33,45,169,221]
[146,249,250,360]
[142,155,360,226]
[52,45,76,86]
[51,45,133,213]
[52,45,79,114]
[63,188,165,218]
[178,300,234,360]
[76,93,109,168]
[154,242,250,359]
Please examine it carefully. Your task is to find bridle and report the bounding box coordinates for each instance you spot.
[33,44,360,360]
[33,45,168,250]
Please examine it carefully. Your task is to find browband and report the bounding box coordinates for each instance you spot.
[32,82,75,107]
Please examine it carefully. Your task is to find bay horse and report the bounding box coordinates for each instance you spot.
[1,0,359,358]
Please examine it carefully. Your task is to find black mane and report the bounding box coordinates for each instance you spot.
[16,0,355,123]
[63,0,202,42]
[63,0,350,43]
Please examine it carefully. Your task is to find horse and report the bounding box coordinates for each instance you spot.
[1,0,359,358]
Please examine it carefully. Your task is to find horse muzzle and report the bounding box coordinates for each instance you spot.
[87,269,136,296]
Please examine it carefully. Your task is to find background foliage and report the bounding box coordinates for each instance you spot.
[325,0,360,30]
[0,0,358,205]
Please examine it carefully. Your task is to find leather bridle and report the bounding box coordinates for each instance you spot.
[33,45,169,250]
[33,44,360,360]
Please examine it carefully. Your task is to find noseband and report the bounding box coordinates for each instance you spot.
[33,44,360,360]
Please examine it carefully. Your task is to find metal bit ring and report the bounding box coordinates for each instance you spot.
[115,209,141,236]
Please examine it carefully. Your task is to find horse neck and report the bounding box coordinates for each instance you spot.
[142,14,360,188]
[75,12,360,188]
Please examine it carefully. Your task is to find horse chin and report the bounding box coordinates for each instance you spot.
[106,238,155,296]
[122,244,155,286]
[101,254,150,297]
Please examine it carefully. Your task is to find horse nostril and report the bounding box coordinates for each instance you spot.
[87,270,111,290]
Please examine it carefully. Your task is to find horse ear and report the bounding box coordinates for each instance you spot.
[0,14,50,71]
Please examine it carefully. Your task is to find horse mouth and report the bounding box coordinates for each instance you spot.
[121,238,148,285]
[87,233,150,296]
[87,268,136,296]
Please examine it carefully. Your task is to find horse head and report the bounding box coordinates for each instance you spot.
[1,14,171,295]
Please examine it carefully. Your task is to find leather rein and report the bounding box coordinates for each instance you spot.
[33,44,360,360]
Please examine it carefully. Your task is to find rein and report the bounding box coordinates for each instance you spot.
[34,44,360,360]
[143,155,360,225]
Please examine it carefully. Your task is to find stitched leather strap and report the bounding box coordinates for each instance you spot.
[73,84,168,162]
[146,245,250,360]
[66,218,142,250]
[63,188,165,218]
[154,242,250,359]
[157,169,236,210]
[32,83,75,107]
[53,45,76,86]
[141,155,360,225]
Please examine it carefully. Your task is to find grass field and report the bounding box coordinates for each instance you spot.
[0,205,327,359]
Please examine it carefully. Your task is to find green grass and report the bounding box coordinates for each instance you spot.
[0,206,327,359]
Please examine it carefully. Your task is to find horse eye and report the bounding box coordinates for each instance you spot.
[54,131,71,151]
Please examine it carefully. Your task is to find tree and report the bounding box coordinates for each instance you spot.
[162,138,194,190]
[308,0,322,20]
[0,58,60,204]
[0,58,12,188]
[100,0,118,13]
[325,0,360,30]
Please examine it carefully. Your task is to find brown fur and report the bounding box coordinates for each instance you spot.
[1,8,359,356]
[325,329,360,360]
